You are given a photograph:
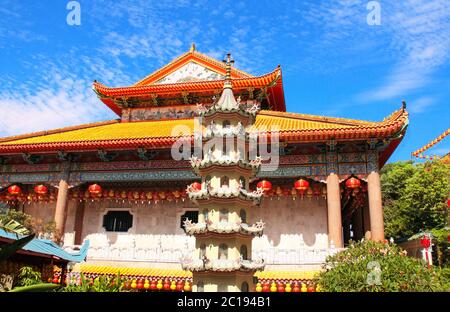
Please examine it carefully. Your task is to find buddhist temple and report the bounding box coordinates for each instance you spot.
[0,45,409,292]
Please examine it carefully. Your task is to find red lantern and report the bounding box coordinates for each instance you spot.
[447,199,450,208]
[136,279,144,289]
[307,286,315,292]
[34,184,48,195]
[292,282,300,292]
[191,182,202,191]
[262,283,270,292]
[150,280,157,291]
[420,236,431,248]
[277,283,285,292]
[176,280,184,291]
[127,191,134,200]
[158,191,166,200]
[313,185,321,198]
[257,180,272,192]
[88,184,102,195]
[294,179,309,191]
[345,177,361,189]
[163,279,170,291]
[7,185,21,195]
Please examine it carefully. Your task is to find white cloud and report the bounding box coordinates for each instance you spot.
[0,73,116,137]
[408,96,436,113]
[360,0,450,100]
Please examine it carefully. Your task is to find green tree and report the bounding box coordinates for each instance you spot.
[381,160,449,239]
[381,161,416,239]
[315,240,446,292]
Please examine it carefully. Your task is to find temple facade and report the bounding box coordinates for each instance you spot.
[0,46,408,291]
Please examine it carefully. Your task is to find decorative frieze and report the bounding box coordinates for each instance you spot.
[69,170,198,182]
[367,150,379,173]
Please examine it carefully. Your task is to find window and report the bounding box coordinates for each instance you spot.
[200,244,207,258]
[102,211,133,232]
[219,243,228,260]
[241,282,249,292]
[197,282,204,292]
[239,209,247,223]
[222,120,230,128]
[240,245,248,260]
[180,211,198,231]
[203,209,209,221]
[220,209,228,222]
[239,176,246,189]
[205,175,211,187]
[221,176,229,187]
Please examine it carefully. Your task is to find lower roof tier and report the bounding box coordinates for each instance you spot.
[58,264,321,283]
[0,107,408,167]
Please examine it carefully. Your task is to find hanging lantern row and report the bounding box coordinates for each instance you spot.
[255,282,320,292]
[258,179,324,199]
[1,184,56,203]
[268,185,326,200]
[412,128,450,159]
[70,186,189,203]
[52,273,192,291]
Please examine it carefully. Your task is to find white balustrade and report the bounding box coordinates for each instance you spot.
[81,232,340,265]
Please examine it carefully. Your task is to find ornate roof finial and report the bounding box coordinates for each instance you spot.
[222,53,234,89]
[190,43,196,53]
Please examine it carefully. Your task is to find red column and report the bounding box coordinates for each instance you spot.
[54,179,69,236]
[326,173,343,248]
[367,171,384,241]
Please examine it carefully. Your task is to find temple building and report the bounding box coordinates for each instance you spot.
[0,45,408,291]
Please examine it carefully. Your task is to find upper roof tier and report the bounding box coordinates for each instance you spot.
[93,45,285,115]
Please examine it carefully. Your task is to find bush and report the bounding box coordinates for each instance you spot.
[315,240,447,292]
[60,272,126,292]
[16,266,42,287]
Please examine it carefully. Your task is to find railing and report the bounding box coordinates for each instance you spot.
[70,233,343,265]
[180,258,265,272]
[253,247,343,265]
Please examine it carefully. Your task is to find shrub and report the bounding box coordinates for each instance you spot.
[60,272,126,292]
[315,240,446,292]
[16,266,42,287]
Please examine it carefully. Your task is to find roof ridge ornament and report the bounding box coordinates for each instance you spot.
[222,52,234,89]
[190,43,196,53]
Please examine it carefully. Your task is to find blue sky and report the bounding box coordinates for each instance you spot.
[0,0,449,162]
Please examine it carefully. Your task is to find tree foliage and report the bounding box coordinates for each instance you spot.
[315,240,447,292]
[381,160,449,240]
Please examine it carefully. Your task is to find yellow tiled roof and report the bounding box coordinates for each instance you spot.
[69,264,319,281]
[0,118,198,145]
[0,110,377,146]
[74,264,192,278]
[255,270,320,280]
